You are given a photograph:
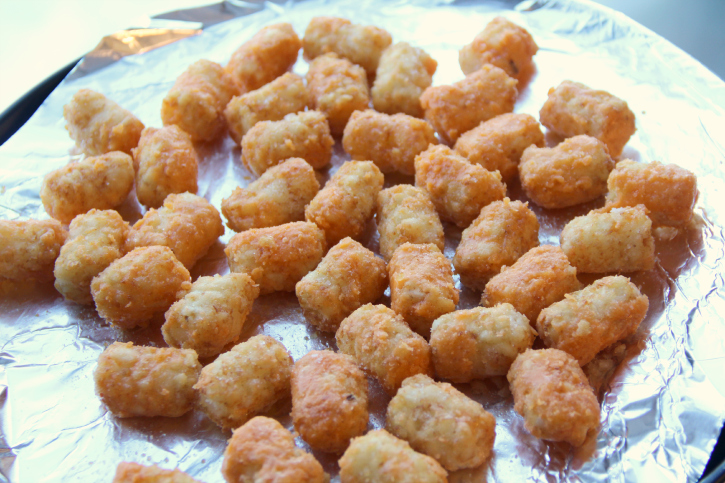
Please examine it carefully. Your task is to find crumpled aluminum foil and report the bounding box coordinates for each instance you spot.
[1,0,725,482]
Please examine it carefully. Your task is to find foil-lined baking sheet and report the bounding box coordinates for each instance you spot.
[1,0,725,481]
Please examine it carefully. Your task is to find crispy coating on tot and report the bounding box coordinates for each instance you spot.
[113,462,201,483]
[0,219,68,282]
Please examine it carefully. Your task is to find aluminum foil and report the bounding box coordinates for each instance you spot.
[1,0,725,481]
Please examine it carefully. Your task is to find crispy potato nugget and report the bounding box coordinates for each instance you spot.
[94,342,201,418]
[113,462,200,483]
[0,219,67,282]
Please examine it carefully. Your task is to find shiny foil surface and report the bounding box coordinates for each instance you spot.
[1,0,725,481]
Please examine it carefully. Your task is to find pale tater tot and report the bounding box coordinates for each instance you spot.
[389,243,458,338]
[482,245,579,324]
[40,151,135,223]
[605,159,698,227]
[132,125,198,209]
[377,185,444,262]
[507,348,600,446]
[291,350,369,453]
[194,335,293,430]
[336,304,433,394]
[453,113,544,182]
[161,59,239,142]
[224,72,309,144]
[537,276,648,366]
[338,429,448,483]
[539,80,636,157]
[91,246,191,329]
[241,111,334,176]
[222,158,319,232]
[63,89,144,156]
[420,64,517,143]
[342,110,437,175]
[559,205,655,273]
[415,144,506,228]
[430,304,536,383]
[0,219,67,282]
[222,417,326,483]
[162,274,260,359]
[126,193,224,270]
[94,342,201,418]
[54,210,129,305]
[225,221,326,295]
[305,160,384,246]
[372,42,437,117]
[296,237,387,333]
[226,23,301,93]
[386,374,496,471]
[113,462,200,483]
[306,53,370,134]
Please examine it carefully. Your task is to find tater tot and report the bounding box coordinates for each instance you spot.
[162,273,260,359]
[342,110,437,175]
[507,348,600,446]
[305,160,384,246]
[453,113,544,182]
[113,462,200,483]
[336,304,433,394]
[225,221,326,295]
[605,159,698,227]
[420,64,517,143]
[306,53,370,134]
[222,158,319,232]
[0,219,67,282]
[430,304,536,383]
[415,144,506,228]
[224,72,309,144]
[241,111,334,176]
[132,125,198,209]
[40,151,135,223]
[63,89,144,156]
[222,417,326,483]
[296,237,387,333]
[539,80,636,157]
[94,342,201,418]
[161,59,239,142]
[482,245,579,324]
[291,350,369,453]
[194,335,293,430]
[91,246,191,329]
[54,210,129,305]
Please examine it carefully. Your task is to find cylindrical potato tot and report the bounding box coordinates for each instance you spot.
[420,64,517,143]
[91,246,191,329]
[241,111,334,176]
[453,113,544,182]
[63,89,144,156]
[305,160,384,246]
[430,304,536,383]
[415,144,506,228]
[306,53,370,134]
[453,198,539,290]
[539,80,636,157]
[225,221,326,295]
[342,110,437,175]
[54,210,129,305]
[222,158,320,232]
[0,219,68,282]
[94,342,201,418]
[162,273,260,359]
[222,417,326,483]
[291,350,369,453]
[194,335,293,430]
[40,151,135,223]
[372,42,437,118]
[336,304,433,394]
[161,59,239,142]
[386,374,496,471]
[132,125,198,209]
[296,237,388,333]
[507,348,600,446]
[113,462,200,483]
[389,243,458,338]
